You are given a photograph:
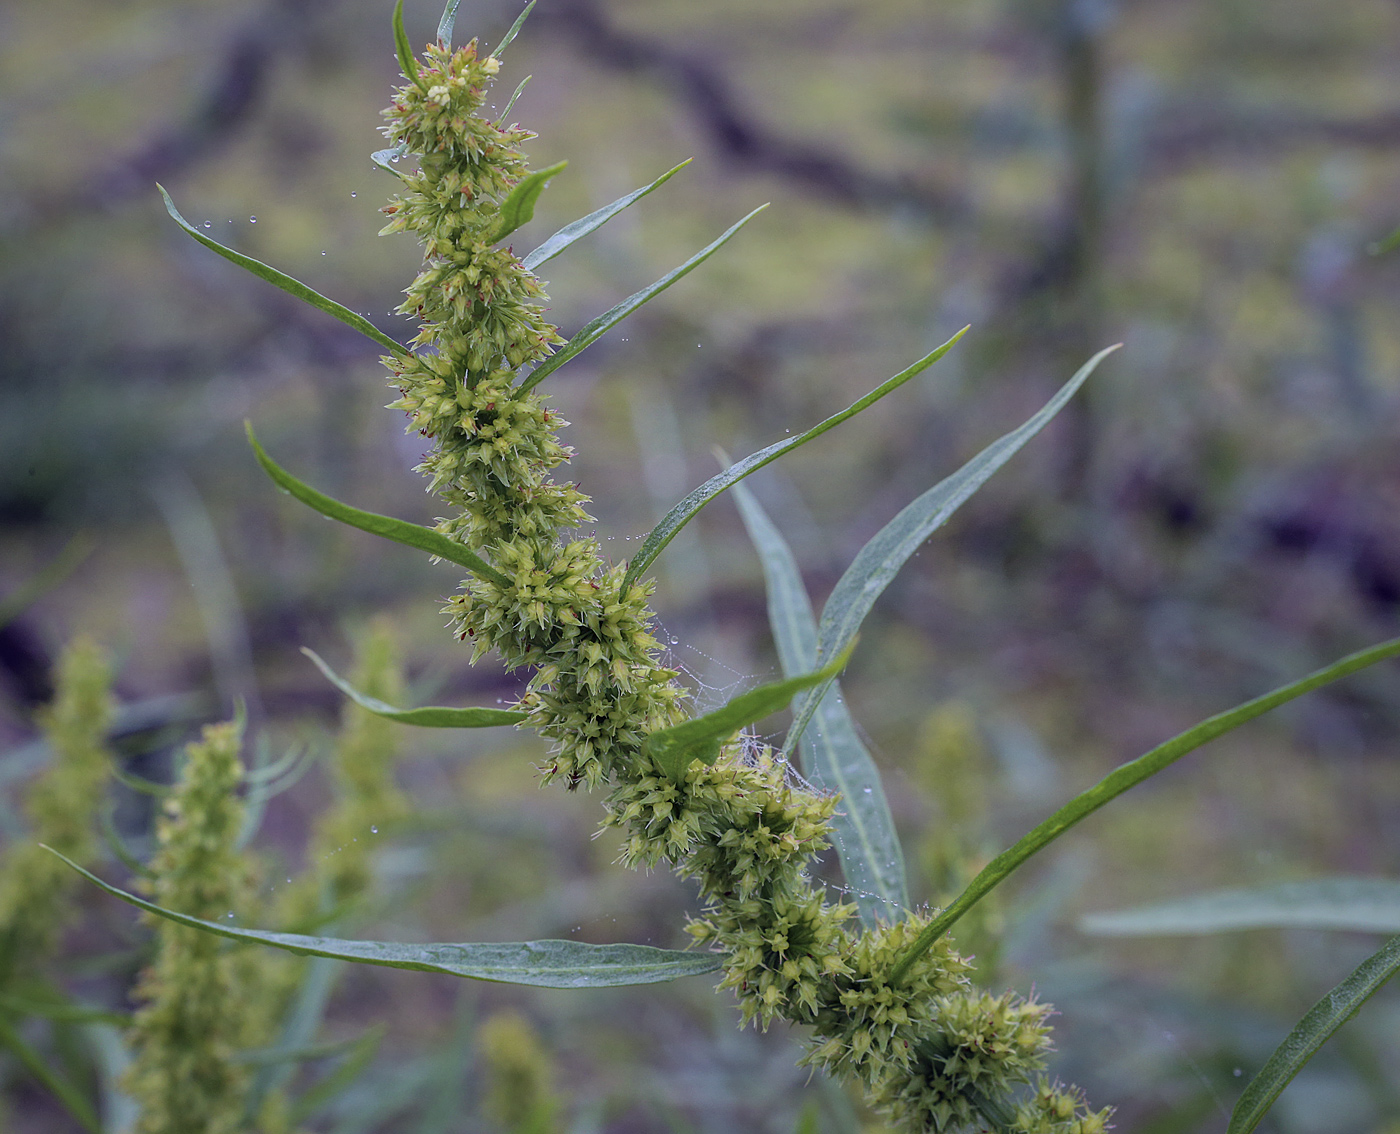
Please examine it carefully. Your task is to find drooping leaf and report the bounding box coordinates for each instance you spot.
[392,0,423,90]
[1228,932,1400,1134]
[887,635,1400,986]
[53,852,722,988]
[1081,878,1400,937]
[160,187,406,357]
[437,0,462,46]
[784,345,1119,759]
[520,159,693,271]
[487,160,567,245]
[491,0,536,58]
[733,483,907,926]
[645,640,857,781]
[370,145,411,182]
[246,424,509,588]
[517,205,769,395]
[303,648,526,728]
[622,327,969,592]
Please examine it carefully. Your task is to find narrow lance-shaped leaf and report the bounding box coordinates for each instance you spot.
[784,345,1119,759]
[50,851,723,989]
[487,160,567,245]
[0,1015,103,1134]
[1081,878,1400,937]
[521,159,693,271]
[437,0,463,46]
[887,634,1400,986]
[392,0,423,90]
[517,205,769,395]
[734,482,907,926]
[1228,932,1400,1134]
[303,648,526,728]
[491,0,536,57]
[246,424,510,588]
[645,640,857,781]
[493,74,531,126]
[622,326,969,592]
[160,187,406,357]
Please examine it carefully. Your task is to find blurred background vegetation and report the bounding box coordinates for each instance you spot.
[3,0,1400,1129]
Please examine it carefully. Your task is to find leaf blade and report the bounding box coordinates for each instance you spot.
[621,327,969,592]
[887,635,1400,986]
[1228,933,1400,1134]
[784,345,1119,758]
[246,423,509,587]
[160,186,405,356]
[644,640,856,781]
[393,0,422,90]
[733,483,907,926]
[437,0,463,46]
[488,160,567,245]
[517,205,769,395]
[491,0,536,57]
[520,159,693,271]
[1081,878,1400,937]
[303,648,526,728]
[51,852,723,989]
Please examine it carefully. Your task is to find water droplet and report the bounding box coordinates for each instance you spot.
[227,911,235,919]
[371,825,379,834]
[863,786,872,794]
[321,250,327,255]
[669,637,679,645]
[1233,1068,1243,1077]
[249,216,257,223]
[350,191,357,198]
[203,221,212,229]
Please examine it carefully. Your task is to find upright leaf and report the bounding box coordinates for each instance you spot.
[887,634,1400,986]
[644,640,857,781]
[437,0,463,46]
[784,345,1120,758]
[1081,878,1400,937]
[734,482,907,926]
[1228,933,1400,1134]
[52,853,723,989]
[393,0,423,90]
[521,159,692,271]
[160,187,405,357]
[246,424,509,588]
[491,0,536,58]
[517,205,769,394]
[487,160,567,245]
[621,327,969,591]
[303,648,526,728]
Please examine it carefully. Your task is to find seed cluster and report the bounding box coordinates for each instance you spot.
[379,35,1110,1133]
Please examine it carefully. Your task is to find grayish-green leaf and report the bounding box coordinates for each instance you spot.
[887,634,1400,986]
[521,159,693,271]
[645,640,856,781]
[303,648,526,728]
[1228,932,1400,1134]
[517,205,769,395]
[437,0,462,46]
[1082,878,1400,937]
[0,534,93,633]
[246,424,509,588]
[289,1026,386,1125]
[784,345,1119,759]
[0,1015,101,1134]
[493,74,531,126]
[487,160,567,245]
[622,327,969,592]
[491,0,536,57]
[160,187,405,357]
[53,851,722,988]
[393,0,423,90]
[733,483,907,926]
[371,145,411,182]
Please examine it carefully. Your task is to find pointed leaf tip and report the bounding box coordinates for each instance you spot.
[302,648,526,728]
[393,0,423,90]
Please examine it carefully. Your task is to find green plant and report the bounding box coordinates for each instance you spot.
[33,3,1400,1131]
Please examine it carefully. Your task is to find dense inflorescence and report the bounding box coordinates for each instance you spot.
[379,31,1110,1133]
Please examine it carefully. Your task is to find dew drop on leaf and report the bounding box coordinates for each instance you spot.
[249,216,257,223]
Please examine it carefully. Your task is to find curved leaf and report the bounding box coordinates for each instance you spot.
[517,205,769,395]
[488,160,568,245]
[1082,878,1400,937]
[1228,932,1400,1134]
[521,159,693,271]
[887,634,1400,986]
[392,0,422,90]
[733,483,907,926]
[160,187,406,357]
[645,640,856,781]
[246,424,509,588]
[783,345,1119,759]
[0,1016,101,1134]
[621,326,969,592]
[303,648,526,728]
[491,0,536,58]
[51,851,723,989]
